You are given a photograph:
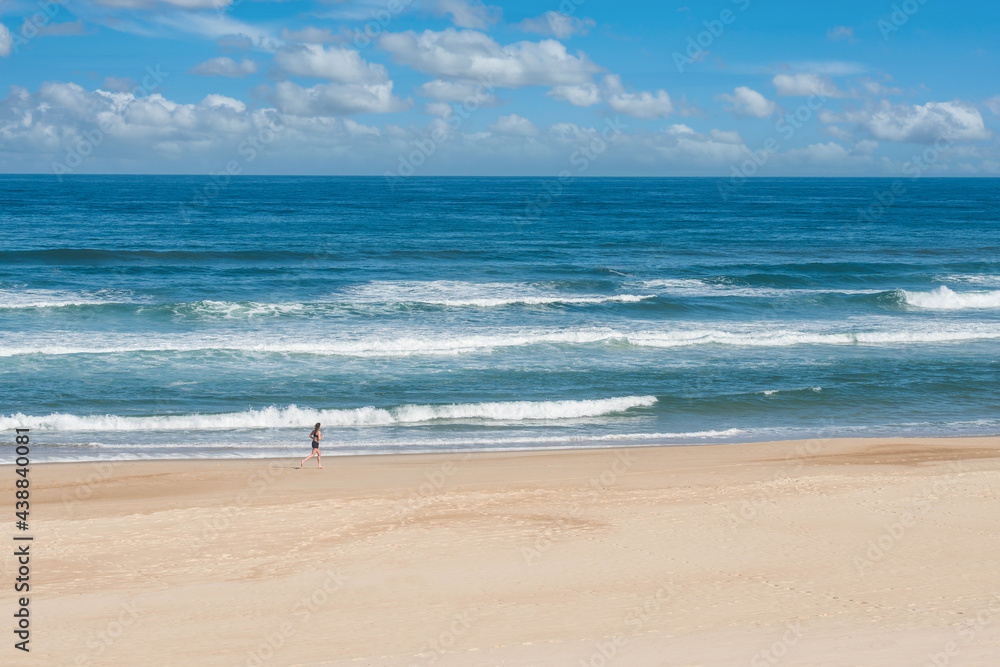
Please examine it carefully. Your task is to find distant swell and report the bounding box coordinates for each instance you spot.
[902,286,1000,310]
[0,396,659,431]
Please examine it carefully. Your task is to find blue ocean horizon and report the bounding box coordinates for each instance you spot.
[1,175,998,462]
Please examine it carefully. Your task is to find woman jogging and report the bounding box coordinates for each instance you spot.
[300,422,323,469]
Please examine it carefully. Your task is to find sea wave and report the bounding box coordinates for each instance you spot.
[902,286,1000,310]
[4,324,1000,358]
[0,396,659,431]
[337,280,654,307]
[0,289,135,309]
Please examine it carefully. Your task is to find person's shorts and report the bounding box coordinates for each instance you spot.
[310,441,320,450]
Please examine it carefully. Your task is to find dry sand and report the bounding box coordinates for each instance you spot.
[6,436,1000,666]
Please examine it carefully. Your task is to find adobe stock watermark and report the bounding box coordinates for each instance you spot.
[51,66,169,181]
[522,449,635,565]
[578,580,673,667]
[236,569,348,667]
[8,0,65,55]
[725,438,827,531]
[856,135,955,222]
[853,460,966,576]
[58,455,131,519]
[922,592,1000,667]
[749,621,805,667]
[521,116,628,222]
[717,91,828,201]
[878,0,929,40]
[391,453,472,523]
[383,75,497,190]
[72,598,142,666]
[407,609,478,666]
[179,111,288,221]
[192,461,288,547]
[351,0,416,49]
[673,0,752,72]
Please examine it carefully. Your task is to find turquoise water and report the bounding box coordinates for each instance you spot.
[1,176,998,461]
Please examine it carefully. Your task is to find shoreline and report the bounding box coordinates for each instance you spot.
[10,431,1000,466]
[12,435,1000,665]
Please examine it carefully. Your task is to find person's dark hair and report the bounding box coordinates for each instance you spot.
[314,422,321,429]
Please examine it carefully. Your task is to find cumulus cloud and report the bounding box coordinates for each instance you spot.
[190,57,257,78]
[773,73,848,98]
[717,86,778,118]
[0,23,11,58]
[275,44,388,83]
[709,129,743,144]
[430,0,501,30]
[416,79,499,107]
[827,101,992,143]
[517,11,595,39]
[489,113,538,136]
[608,90,673,119]
[272,81,410,117]
[547,83,601,107]
[424,101,453,117]
[985,95,1000,115]
[380,29,602,87]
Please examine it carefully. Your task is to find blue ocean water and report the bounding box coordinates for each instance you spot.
[1,175,998,462]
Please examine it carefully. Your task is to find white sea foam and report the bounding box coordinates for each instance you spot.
[0,396,658,432]
[757,387,822,396]
[0,289,132,309]
[902,286,1000,310]
[636,279,881,298]
[337,280,654,307]
[4,323,1000,358]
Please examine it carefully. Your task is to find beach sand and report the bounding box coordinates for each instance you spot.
[8,436,1000,666]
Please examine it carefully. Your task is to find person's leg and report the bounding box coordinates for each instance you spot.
[300,451,315,467]
[317,450,322,469]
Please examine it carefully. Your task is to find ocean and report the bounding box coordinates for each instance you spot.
[1,175,998,462]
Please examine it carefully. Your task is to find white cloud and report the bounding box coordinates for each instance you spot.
[829,101,992,143]
[424,101,453,117]
[380,29,602,87]
[0,23,11,58]
[417,79,498,106]
[717,86,778,118]
[430,0,501,30]
[985,95,1000,115]
[275,44,388,84]
[858,78,902,96]
[547,83,600,107]
[608,90,673,119]
[784,142,851,163]
[200,94,246,113]
[709,129,743,144]
[773,73,848,98]
[867,101,992,143]
[489,113,538,136]
[517,11,595,39]
[190,57,257,78]
[273,81,410,116]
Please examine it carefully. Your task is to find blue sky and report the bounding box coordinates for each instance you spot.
[1,0,998,175]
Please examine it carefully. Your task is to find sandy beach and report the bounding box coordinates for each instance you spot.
[8,436,1000,666]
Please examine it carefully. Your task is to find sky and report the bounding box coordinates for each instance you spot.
[1,0,999,176]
